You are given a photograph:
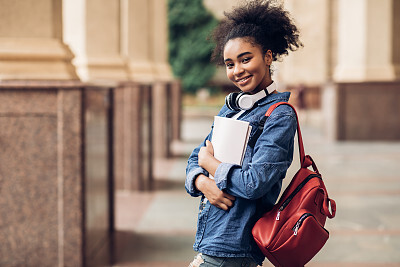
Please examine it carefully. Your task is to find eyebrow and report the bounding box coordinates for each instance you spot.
[224,51,253,63]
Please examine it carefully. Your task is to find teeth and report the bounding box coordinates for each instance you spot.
[238,77,249,83]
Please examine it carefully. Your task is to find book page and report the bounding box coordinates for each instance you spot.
[211,116,251,166]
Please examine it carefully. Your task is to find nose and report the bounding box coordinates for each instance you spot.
[233,64,244,76]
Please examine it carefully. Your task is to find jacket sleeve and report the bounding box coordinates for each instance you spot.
[185,106,231,197]
[213,106,297,200]
[185,132,212,197]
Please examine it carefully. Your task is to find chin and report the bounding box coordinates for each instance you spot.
[240,86,256,94]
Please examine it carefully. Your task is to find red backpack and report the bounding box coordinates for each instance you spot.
[252,102,336,267]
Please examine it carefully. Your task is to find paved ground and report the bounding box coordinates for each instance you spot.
[113,108,400,267]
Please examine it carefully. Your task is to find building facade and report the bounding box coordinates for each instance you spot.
[0,0,178,266]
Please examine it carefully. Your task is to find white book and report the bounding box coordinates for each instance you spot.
[211,116,252,166]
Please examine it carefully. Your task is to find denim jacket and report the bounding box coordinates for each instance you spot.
[185,92,297,265]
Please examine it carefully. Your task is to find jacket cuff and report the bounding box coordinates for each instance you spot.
[214,162,236,191]
[186,167,207,197]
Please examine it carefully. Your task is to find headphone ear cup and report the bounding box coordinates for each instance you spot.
[236,92,254,110]
[235,92,247,110]
[225,92,240,111]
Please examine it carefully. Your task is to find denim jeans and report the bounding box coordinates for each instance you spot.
[189,253,259,267]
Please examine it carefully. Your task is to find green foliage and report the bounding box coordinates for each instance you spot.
[168,0,218,93]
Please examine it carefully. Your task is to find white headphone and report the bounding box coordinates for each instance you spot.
[225,82,277,111]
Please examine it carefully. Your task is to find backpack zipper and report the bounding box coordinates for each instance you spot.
[292,213,312,235]
[292,213,329,236]
[275,174,321,221]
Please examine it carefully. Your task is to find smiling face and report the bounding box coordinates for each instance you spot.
[223,38,273,94]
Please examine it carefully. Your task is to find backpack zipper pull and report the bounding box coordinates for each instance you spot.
[276,211,281,221]
[293,223,299,236]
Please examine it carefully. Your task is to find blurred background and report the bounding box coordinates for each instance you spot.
[0,0,399,266]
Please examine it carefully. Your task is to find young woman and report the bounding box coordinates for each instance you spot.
[185,1,303,266]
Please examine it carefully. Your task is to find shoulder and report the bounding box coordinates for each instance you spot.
[263,100,297,133]
[268,103,296,120]
[216,104,231,117]
[258,91,296,119]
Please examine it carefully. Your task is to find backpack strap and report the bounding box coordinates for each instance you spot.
[249,102,316,171]
[268,103,336,218]
[265,102,311,169]
[251,102,336,219]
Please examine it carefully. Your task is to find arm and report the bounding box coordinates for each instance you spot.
[185,105,231,197]
[194,174,235,211]
[185,135,211,197]
[196,140,235,211]
[198,140,220,177]
[186,135,236,211]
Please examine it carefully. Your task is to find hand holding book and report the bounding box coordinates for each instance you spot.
[198,140,221,177]
[197,141,235,211]
[211,116,252,166]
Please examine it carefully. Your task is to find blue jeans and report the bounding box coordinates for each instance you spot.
[189,253,259,267]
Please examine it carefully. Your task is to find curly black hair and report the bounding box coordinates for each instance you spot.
[210,0,303,65]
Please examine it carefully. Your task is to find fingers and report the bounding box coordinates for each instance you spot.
[205,140,214,155]
[223,197,234,208]
[210,194,235,211]
[224,192,236,201]
[218,203,229,211]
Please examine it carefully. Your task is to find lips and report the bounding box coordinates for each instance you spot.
[236,75,252,86]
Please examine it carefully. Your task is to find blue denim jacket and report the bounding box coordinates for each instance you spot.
[185,92,297,265]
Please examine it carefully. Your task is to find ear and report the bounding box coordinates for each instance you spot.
[264,50,273,66]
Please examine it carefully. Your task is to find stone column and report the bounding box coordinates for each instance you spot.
[0,82,85,266]
[323,0,400,140]
[63,0,129,81]
[333,0,399,81]
[122,0,178,159]
[151,0,173,81]
[149,0,177,159]
[0,0,78,80]
[114,82,153,191]
[124,0,155,82]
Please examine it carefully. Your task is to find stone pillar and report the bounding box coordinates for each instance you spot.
[0,82,84,266]
[124,0,155,82]
[170,80,183,141]
[323,0,400,140]
[0,82,114,266]
[0,0,114,264]
[114,82,153,191]
[122,0,178,159]
[151,0,173,81]
[0,0,78,80]
[333,0,399,81]
[63,0,129,81]
[149,0,178,159]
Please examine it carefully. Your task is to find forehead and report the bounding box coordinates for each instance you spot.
[223,38,262,59]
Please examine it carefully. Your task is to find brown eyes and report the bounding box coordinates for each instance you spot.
[225,57,251,68]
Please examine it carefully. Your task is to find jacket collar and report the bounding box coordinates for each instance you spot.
[222,91,291,118]
[257,91,290,106]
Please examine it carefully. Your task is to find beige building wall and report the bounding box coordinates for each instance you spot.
[0,0,177,265]
[275,0,330,86]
